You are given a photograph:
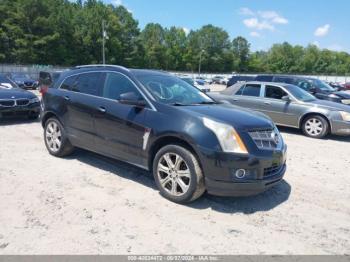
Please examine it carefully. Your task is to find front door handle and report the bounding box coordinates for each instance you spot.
[64,96,70,101]
[232,99,239,101]
[98,106,106,113]
[264,102,271,105]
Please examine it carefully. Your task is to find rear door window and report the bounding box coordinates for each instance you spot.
[73,72,104,96]
[60,75,78,90]
[241,84,261,97]
[265,85,288,100]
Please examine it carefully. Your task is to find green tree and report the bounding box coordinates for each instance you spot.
[232,36,250,72]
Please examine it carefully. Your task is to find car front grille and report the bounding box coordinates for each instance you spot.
[0,99,30,107]
[16,99,29,106]
[264,164,283,178]
[248,129,280,150]
[24,82,33,86]
[0,100,15,107]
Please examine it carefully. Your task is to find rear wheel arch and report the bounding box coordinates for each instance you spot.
[41,112,60,127]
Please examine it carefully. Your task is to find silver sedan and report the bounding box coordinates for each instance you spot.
[210,82,350,138]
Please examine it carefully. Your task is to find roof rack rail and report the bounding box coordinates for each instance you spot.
[74,64,129,71]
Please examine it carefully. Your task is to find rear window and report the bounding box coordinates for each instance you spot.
[239,84,261,97]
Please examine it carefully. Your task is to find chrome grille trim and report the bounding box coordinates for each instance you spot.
[0,99,30,107]
[248,128,279,150]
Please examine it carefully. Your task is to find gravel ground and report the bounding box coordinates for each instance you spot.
[0,85,349,255]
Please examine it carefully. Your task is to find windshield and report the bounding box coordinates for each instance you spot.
[11,73,31,79]
[312,79,335,91]
[286,84,316,102]
[135,73,215,105]
[0,75,18,88]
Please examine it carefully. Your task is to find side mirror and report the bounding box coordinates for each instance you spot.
[281,95,291,102]
[119,92,146,107]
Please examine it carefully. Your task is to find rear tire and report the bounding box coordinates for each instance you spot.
[302,115,329,139]
[153,145,205,203]
[44,117,75,157]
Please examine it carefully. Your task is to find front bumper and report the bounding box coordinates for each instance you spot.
[197,144,287,197]
[331,120,350,136]
[0,102,41,118]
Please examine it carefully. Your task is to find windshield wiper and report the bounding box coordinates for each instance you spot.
[170,102,188,106]
[194,101,218,105]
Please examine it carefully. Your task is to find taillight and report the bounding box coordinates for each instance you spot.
[39,85,48,96]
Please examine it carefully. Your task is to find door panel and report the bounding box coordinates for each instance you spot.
[94,72,149,167]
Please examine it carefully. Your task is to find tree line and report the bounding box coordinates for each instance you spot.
[1,0,350,75]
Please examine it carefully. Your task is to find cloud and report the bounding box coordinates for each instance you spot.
[250,31,261,37]
[112,0,122,6]
[240,8,288,32]
[243,18,274,31]
[239,7,255,16]
[314,24,330,37]
[182,27,190,35]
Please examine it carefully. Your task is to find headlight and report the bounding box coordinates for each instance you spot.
[329,94,340,98]
[203,117,248,154]
[16,80,24,84]
[339,111,350,121]
[30,97,40,104]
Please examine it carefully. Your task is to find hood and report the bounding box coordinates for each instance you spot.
[306,99,350,112]
[181,104,274,131]
[333,91,350,99]
[0,88,36,99]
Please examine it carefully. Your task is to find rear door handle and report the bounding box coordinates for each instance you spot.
[98,106,106,113]
[232,99,239,101]
[264,102,271,105]
[64,96,70,101]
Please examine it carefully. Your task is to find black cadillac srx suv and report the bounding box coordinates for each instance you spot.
[40,65,287,203]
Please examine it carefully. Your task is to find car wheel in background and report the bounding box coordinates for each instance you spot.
[302,115,329,139]
[44,117,75,157]
[153,144,205,203]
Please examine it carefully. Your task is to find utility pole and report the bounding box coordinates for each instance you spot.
[102,20,106,65]
[198,49,205,76]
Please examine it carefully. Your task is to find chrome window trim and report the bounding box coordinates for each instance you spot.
[57,70,157,111]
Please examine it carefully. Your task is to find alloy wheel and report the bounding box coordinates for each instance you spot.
[45,121,62,153]
[157,153,191,196]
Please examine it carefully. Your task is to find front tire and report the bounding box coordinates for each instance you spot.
[302,115,329,138]
[44,117,75,157]
[153,145,205,203]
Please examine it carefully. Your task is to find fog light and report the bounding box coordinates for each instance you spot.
[235,169,246,179]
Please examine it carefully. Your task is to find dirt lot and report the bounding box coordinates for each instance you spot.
[0,86,350,254]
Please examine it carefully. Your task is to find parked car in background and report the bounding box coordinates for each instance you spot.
[196,76,213,85]
[343,82,350,90]
[327,81,345,91]
[209,82,350,138]
[212,75,229,85]
[0,74,18,89]
[180,77,210,93]
[227,75,256,87]
[255,75,350,105]
[40,65,287,203]
[0,84,40,119]
[7,73,39,90]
